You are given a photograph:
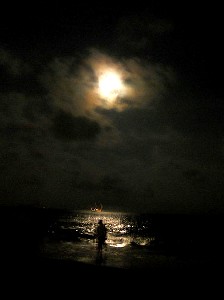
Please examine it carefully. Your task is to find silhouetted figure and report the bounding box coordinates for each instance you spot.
[96,219,107,252]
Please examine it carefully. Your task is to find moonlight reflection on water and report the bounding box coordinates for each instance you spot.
[41,210,157,269]
[39,209,221,270]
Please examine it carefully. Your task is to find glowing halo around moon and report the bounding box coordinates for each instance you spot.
[98,71,124,102]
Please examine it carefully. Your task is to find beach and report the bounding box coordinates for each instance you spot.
[2,250,222,296]
[1,205,223,293]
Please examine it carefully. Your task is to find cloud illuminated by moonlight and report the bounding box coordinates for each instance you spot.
[41,49,175,120]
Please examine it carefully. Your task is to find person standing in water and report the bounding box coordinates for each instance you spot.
[96,219,107,252]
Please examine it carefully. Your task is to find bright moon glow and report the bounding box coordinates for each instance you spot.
[98,72,123,101]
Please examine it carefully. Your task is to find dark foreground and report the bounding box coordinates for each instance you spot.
[2,253,223,295]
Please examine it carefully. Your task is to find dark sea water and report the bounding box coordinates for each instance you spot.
[2,206,223,294]
[1,206,224,272]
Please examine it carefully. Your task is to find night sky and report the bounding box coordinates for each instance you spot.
[0,2,223,213]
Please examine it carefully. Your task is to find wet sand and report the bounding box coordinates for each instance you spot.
[1,249,223,298]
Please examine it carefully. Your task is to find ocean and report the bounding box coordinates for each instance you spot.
[1,206,223,272]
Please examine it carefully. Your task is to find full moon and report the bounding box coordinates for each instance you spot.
[98,71,123,101]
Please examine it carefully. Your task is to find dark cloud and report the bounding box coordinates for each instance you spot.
[52,111,101,141]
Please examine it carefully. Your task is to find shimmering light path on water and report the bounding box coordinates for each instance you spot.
[40,210,215,270]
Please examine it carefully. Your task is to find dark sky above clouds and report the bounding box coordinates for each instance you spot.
[0,2,223,213]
